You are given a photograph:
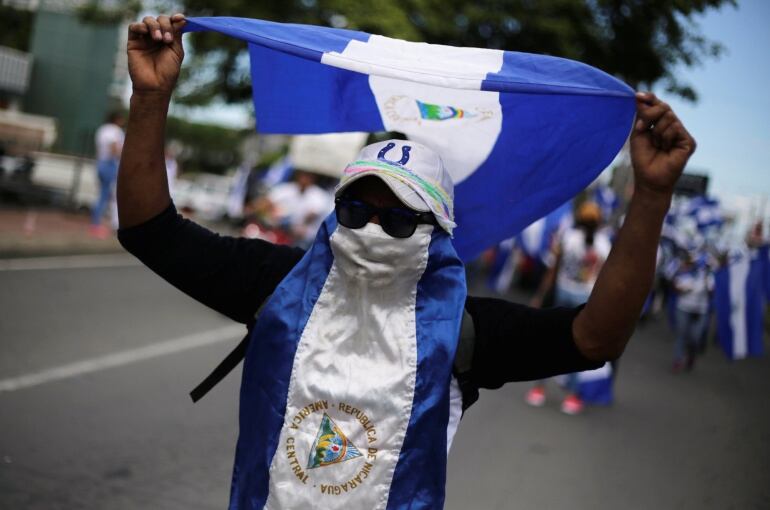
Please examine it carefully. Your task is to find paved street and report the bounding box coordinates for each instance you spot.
[1,255,769,509]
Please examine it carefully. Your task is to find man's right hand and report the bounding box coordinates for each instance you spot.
[127,14,186,97]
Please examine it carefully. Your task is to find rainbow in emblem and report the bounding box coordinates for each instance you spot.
[416,100,474,121]
[307,413,362,469]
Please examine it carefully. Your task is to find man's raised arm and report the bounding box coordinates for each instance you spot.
[118,14,186,228]
[572,92,697,361]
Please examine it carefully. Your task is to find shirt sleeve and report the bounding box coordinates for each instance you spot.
[464,295,603,389]
[118,203,306,324]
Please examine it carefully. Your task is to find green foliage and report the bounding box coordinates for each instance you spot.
[77,0,143,24]
[166,115,249,174]
[0,6,34,52]
[178,0,735,105]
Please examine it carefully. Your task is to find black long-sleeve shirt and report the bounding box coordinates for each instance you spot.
[118,204,601,407]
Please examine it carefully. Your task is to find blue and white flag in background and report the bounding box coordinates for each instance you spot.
[516,201,573,264]
[685,196,723,232]
[714,249,766,360]
[555,362,614,405]
[486,237,517,294]
[184,17,636,260]
[763,245,770,301]
[576,362,614,405]
[487,201,571,294]
[593,185,619,222]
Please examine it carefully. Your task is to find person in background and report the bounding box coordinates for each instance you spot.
[261,169,333,247]
[671,248,714,372]
[527,201,613,414]
[746,220,765,249]
[91,112,125,238]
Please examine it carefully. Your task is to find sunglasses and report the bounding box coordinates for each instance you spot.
[335,197,437,238]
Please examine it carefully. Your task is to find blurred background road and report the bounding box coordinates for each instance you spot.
[1,256,768,510]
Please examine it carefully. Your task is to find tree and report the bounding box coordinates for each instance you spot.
[0,5,34,52]
[177,0,735,106]
[166,115,249,174]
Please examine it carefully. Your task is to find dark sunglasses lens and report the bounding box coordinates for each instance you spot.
[381,208,418,238]
[336,200,370,229]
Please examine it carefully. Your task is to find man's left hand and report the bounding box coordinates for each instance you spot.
[630,92,697,196]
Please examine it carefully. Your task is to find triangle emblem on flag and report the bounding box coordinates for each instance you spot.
[307,413,362,469]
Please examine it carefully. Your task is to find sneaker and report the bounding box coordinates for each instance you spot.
[561,395,584,415]
[525,386,546,407]
[89,225,110,239]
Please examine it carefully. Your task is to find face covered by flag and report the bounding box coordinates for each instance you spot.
[183,16,636,260]
[232,140,466,509]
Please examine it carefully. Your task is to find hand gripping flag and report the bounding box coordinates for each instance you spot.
[183,17,636,260]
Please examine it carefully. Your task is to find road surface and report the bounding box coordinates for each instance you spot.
[1,254,768,509]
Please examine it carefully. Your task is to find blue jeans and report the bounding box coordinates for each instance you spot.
[674,308,709,362]
[92,159,119,226]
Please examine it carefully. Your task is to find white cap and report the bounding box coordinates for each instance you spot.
[335,139,456,235]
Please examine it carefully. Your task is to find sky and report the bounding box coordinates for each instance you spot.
[177,1,770,203]
[656,0,770,202]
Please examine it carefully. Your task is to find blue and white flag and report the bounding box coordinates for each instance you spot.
[486,201,571,293]
[486,237,517,294]
[714,250,765,360]
[232,214,466,509]
[576,362,613,405]
[685,196,722,232]
[763,245,770,301]
[184,17,636,260]
[260,155,294,188]
[515,200,573,264]
[593,185,619,222]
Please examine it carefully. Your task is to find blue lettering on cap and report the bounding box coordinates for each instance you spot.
[378,142,411,166]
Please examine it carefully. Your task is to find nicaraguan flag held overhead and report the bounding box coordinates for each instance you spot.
[714,249,766,360]
[183,17,636,260]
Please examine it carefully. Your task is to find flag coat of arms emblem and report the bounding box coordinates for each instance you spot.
[184,16,636,260]
[307,413,363,469]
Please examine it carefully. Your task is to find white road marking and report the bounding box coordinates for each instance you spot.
[0,253,141,272]
[0,324,245,393]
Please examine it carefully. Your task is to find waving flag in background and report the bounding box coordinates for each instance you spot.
[714,249,766,360]
[516,200,573,263]
[183,17,636,260]
[486,201,572,293]
[486,238,518,294]
[684,196,723,232]
[593,185,619,222]
[555,363,614,405]
[576,363,614,405]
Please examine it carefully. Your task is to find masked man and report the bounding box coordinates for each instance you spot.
[118,14,696,510]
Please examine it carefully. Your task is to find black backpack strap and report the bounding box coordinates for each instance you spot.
[189,296,271,403]
[189,331,250,402]
[453,308,479,412]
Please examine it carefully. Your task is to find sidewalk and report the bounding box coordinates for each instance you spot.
[0,207,123,258]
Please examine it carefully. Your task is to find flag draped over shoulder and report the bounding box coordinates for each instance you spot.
[184,17,636,260]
